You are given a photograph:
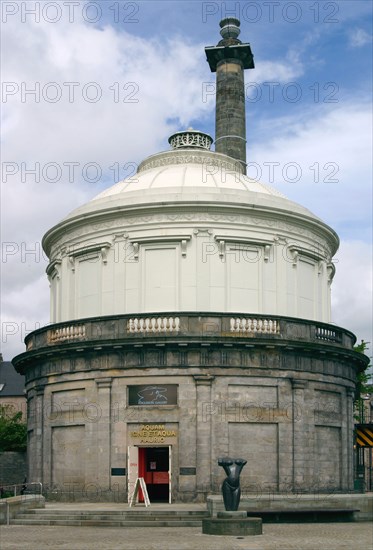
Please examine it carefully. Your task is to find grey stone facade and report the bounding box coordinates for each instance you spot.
[13,313,367,502]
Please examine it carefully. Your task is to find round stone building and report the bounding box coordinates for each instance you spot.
[13,19,368,503]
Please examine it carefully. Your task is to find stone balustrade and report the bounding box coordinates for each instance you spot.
[315,326,342,343]
[20,313,357,357]
[127,317,180,333]
[48,324,86,343]
[230,317,280,334]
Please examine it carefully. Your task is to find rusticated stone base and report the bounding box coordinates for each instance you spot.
[202,512,262,536]
[13,313,367,502]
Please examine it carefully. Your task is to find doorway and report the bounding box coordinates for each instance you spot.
[139,447,169,502]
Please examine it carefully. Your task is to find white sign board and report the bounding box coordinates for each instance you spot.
[129,477,150,507]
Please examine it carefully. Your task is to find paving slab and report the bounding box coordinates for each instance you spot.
[1,522,372,550]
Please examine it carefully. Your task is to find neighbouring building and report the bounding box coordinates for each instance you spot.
[0,354,27,487]
[0,354,26,418]
[12,18,368,502]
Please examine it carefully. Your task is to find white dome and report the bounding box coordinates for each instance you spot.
[95,151,285,199]
[43,143,338,325]
[63,148,320,225]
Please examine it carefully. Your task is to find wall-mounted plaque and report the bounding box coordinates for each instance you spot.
[128,384,178,406]
[180,467,196,476]
[111,468,126,476]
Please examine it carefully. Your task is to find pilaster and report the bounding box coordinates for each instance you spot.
[95,378,112,492]
[194,374,215,497]
[346,387,355,491]
[291,379,309,491]
[34,385,45,484]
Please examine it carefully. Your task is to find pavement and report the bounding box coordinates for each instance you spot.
[1,501,372,549]
[1,521,372,550]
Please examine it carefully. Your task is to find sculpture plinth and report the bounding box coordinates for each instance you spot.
[202,457,262,536]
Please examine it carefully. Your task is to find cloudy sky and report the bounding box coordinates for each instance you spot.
[1,0,372,361]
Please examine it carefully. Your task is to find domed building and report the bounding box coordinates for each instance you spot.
[13,18,368,503]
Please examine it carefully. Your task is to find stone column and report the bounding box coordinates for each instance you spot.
[205,18,254,173]
[33,385,45,484]
[215,58,246,167]
[291,379,309,492]
[95,378,112,496]
[194,374,215,499]
[345,387,355,491]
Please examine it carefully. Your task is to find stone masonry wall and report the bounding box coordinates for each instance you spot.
[0,452,27,487]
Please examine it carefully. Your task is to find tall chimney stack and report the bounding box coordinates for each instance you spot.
[205,18,254,174]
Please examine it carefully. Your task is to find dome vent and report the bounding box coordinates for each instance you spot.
[168,128,213,150]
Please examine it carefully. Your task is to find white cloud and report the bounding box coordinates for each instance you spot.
[348,28,373,48]
[332,240,373,347]
[249,102,373,238]
[1,18,212,167]
[1,275,50,361]
[252,59,303,84]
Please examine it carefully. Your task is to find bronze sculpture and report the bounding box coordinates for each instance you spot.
[218,457,247,511]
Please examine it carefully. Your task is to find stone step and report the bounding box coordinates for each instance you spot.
[15,513,206,521]
[10,518,202,527]
[23,509,208,517]
[11,508,209,527]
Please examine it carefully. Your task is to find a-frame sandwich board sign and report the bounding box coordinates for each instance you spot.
[129,477,150,507]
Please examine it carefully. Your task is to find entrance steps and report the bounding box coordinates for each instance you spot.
[10,507,210,527]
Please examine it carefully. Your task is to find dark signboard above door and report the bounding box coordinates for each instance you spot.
[128,384,178,406]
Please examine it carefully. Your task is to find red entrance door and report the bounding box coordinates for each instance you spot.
[138,447,169,502]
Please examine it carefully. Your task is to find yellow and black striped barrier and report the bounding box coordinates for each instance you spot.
[355,424,373,447]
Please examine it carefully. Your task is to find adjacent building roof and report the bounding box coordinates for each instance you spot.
[0,360,25,397]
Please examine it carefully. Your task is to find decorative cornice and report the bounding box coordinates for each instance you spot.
[46,259,61,278]
[194,228,212,236]
[346,387,355,399]
[137,149,243,174]
[214,235,273,261]
[66,242,112,258]
[193,374,215,386]
[95,377,112,389]
[327,262,336,284]
[35,385,45,396]
[291,379,308,390]
[47,210,334,264]
[16,344,363,388]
